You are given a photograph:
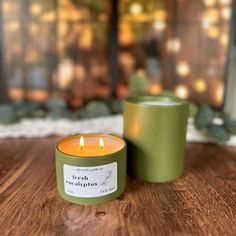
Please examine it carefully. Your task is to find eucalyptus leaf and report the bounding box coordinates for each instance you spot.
[208,125,230,145]
[0,105,17,124]
[46,98,67,110]
[128,72,150,95]
[195,105,213,129]
[81,101,111,119]
[48,108,73,120]
[223,114,236,135]
[15,103,40,118]
[189,102,198,118]
[108,99,123,114]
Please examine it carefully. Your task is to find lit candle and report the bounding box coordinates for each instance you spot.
[124,96,189,182]
[56,134,126,205]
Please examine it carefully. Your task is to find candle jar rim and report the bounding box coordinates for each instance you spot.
[56,133,126,160]
[124,95,189,108]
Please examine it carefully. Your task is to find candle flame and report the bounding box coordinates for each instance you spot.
[80,136,84,151]
[99,138,104,150]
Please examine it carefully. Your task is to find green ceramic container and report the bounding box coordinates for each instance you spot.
[124,96,189,182]
[56,134,127,205]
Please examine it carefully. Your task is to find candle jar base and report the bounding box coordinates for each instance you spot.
[55,134,127,205]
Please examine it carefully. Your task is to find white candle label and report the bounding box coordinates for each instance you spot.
[63,163,117,198]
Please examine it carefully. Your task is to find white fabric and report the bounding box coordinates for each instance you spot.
[0,115,235,146]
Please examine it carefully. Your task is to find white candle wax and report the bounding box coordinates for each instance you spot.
[138,100,181,106]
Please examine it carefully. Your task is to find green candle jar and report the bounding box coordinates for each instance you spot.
[124,96,189,183]
[56,134,127,205]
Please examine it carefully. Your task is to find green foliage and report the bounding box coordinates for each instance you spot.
[46,98,67,110]
[208,125,230,145]
[108,99,123,114]
[223,114,236,135]
[0,105,17,124]
[48,108,74,120]
[128,71,150,96]
[79,101,111,119]
[194,105,213,129]
[189,102,198,118]
[14,102,41,119]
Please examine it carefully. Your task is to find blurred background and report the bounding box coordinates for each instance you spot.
[0,0,235,111]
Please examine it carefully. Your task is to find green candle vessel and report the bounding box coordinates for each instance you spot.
[124,96,189,182]
[56,134,127,205]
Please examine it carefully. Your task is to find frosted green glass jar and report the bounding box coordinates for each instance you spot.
[124,96,189,183]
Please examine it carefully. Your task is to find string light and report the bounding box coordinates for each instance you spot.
[167,38,181,53]
[8,21,20,31]
[203,0,216,7]
[201,17,212,29]
[152,9,167,20]
[149,83,163,95]
[130,3,143,15]
[218,0,231,5]
[221,7,231,20]
[215,83,224,105]
[206,26,220,39]
[57,59,74,89]
[153,20,167,32]
[176,61,191,77]
[220,33,228,46]
[30,3,42,16]
[194,79,207,93]
[201,8,219,29]
[2,2,11,13]
[174,85,189,99]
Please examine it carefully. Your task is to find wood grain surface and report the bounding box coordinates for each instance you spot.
[0,137,235,236]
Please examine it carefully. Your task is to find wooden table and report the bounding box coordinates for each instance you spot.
[0,137,235,236]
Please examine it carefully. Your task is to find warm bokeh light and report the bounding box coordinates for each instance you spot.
[57,59,74,89]
[2,2,11,13]
[30,3,42,16]
[167,38,181,53]
[221,7,231,20]
[41,10,56,22]
[26,90,49,103]
[204,8,220,23]
[203,0,216,7]
[8,21,20,32]
[152,9,167,20]
[206,26,220,39]
[220,33,229,46]
[153,20,166,32]
[201,17,212,29]
[176,61,191,77]
[119,24,134,45]
[130,3,143,15]
[218,0,231,5]
[149,83,163,95]
[174,84,189,99]
[194,79,207,93]
[201,8,219,29]
[8,88,24,101]
[214,83,224,105]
